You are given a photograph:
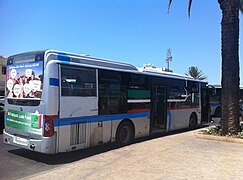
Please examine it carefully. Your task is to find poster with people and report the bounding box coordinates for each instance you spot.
[6,62,43,99]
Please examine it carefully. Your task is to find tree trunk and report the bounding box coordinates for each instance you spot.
[218,0,240,135]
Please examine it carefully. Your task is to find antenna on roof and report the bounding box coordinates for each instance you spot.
[166,48,172,71]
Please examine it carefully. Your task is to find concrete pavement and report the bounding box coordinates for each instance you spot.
[23,127,243,180]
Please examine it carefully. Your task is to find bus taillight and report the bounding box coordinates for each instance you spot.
[43,115,57,137]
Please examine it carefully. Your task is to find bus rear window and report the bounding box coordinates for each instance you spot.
[6,54,44,104]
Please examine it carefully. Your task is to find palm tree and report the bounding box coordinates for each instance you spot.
[168,0,242,135]
[185,66,207,80]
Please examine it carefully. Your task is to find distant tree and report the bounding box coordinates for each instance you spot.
[168,0,241,136]
[185,66,207,80]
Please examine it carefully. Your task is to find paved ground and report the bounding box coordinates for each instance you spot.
[22,127,243,180]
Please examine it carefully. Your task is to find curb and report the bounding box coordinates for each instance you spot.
[195,131,243,144]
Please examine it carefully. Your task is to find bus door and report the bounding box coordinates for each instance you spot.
[201,85,210,123]
[151,85,166,132]
[58,65,98,152]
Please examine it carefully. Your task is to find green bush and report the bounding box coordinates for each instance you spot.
[203,124,243,139]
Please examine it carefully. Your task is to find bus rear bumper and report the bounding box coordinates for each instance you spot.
[3,130,56,154]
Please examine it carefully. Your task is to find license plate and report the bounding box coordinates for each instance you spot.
[16,136,28,145]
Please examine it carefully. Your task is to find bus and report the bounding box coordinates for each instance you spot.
[209,84,243,117]
[3,50,209,154]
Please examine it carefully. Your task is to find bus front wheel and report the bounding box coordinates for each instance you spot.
[189,113,197,128]
[214,107,221,117]
[116,121,134,146]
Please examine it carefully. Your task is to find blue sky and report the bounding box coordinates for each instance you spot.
[1,0,243,84]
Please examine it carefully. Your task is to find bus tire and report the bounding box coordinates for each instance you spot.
[214,107,221,117]
[116,121,134,146]
[189,113,197,128]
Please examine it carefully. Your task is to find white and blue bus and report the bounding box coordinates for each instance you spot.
[3,50,209,154]
[209,84,243,117]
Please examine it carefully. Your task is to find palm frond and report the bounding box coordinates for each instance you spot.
[188,0,192,17]
[168,0,173,14]
[168,0,193,17]
[185,66,207,80]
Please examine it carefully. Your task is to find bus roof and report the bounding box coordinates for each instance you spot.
[138,67,196,80]
[45,49,138,71]
[46,50,206,82]
[8,50,46,59]
[8,50,206,83]
[209,84,243,89]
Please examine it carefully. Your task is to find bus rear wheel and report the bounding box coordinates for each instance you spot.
[116,121,134,146]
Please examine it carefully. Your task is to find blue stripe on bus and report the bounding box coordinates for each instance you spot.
[210,103,221,107]
[54,112,150,127]
[49,78,59,86]
[57,53,71,62]
[60,61,71,65]
[167,110,172,131]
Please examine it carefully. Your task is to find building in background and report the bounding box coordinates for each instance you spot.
[0,56,7,96]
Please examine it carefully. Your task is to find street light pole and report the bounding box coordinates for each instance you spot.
[166,48,172,71]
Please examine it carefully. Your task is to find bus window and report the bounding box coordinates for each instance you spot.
[168,85,187,100]
[187,81,199,106]
[98,70,126,115]
[61,66,96,97]
[127,74,150,113]
[127,85,150,113]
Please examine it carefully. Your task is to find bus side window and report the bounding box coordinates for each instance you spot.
[167,85,187,100]
[98,70,126,115]
[61,65,96,97]
[187,81,199,106]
